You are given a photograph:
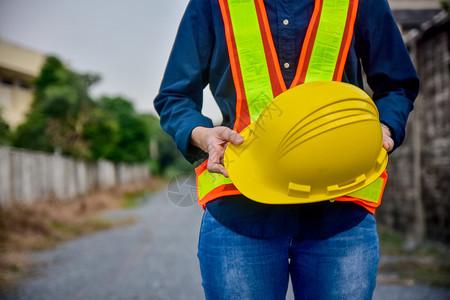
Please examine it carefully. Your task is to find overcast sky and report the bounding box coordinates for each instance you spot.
[0,0,222,121]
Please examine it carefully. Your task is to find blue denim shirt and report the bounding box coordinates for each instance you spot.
[154,0,419,238]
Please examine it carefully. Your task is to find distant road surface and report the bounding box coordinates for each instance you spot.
[2,176,449,300]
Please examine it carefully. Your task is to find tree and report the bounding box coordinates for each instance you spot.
[144,114,194,176]
[12,55,155,165]
[13,56,100,159]
[98,96,150,163]
[13,114,53,152]
[82,108,119,160]
[0,108,10,146]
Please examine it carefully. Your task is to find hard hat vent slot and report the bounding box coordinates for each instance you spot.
[327,174,367,194]
[288,182,311,198]
[376,149,388,169]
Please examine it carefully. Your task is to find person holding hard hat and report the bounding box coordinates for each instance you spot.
[154,0,419,299]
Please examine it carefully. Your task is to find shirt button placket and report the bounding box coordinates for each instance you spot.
[278,1,296,85]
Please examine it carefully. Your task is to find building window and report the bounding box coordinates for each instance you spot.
[1,77,14,86]
[18,80,30,89]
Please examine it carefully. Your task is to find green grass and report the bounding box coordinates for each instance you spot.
[121,190,153,209]
[50,220,83,236]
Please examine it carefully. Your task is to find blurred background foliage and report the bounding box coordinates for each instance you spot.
[2,55,192,177]
[0,108,10,146]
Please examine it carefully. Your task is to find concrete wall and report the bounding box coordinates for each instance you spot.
[0,146,150,207]
[376,13,450,245]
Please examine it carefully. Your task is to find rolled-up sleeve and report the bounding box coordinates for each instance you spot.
[355,0,420,152]
[154,0,215,162]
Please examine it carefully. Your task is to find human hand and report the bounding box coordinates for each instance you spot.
[190,126,244,177]
[381,124,394,152]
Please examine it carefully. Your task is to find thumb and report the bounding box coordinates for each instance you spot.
[383,136,394,152]
[219,127,244,145]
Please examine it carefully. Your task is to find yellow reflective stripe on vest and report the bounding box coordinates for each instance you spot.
[197,168,233,200]
[227,0,273,122]
[347,176,384,203]
[195,0,273,202]
[305,0,350,82]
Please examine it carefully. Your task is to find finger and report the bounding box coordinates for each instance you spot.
[207,147,229,177]
[383,141,393,152]
[208,146,221,164]
[382,135,394,152]
[219,128,244,145]
[207,159,229,177]
[209,164,229,177]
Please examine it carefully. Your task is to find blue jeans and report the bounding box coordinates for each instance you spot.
[198,208,379,300]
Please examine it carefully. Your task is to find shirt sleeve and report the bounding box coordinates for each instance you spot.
[355,0,420,152]
[154,0,214,162]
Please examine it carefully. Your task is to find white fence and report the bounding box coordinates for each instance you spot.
[0,146,150,207]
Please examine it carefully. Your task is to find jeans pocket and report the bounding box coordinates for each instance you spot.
[199,208,223,237]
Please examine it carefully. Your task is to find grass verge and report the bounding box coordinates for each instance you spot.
[0,178,165,292]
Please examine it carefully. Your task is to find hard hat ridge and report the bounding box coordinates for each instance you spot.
[276,104,380,160]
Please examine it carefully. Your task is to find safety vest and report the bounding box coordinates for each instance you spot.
[195,0,387,214]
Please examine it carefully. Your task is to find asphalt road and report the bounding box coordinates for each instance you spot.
[1,177,449,300]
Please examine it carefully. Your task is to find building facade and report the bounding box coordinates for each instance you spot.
[0,39,45,128]
[389,0,443,31]
[378,12,450,245]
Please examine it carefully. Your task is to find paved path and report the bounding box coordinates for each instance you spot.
[1,178,449,300]
[2,179,204,300]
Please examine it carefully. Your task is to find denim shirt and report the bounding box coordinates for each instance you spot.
[154,0,419,238]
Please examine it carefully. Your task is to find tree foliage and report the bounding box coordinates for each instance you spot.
[0,109,10,146]
[144,114,193,176]
[12,56,149,163]
[13,56,97,157]
[82,107,119,160]
[9,55,190,175]
[96,96,150,163]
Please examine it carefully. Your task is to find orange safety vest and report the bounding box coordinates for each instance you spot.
[195,0,387,214]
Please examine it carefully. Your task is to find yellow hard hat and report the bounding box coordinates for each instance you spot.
[224,81,388,204]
